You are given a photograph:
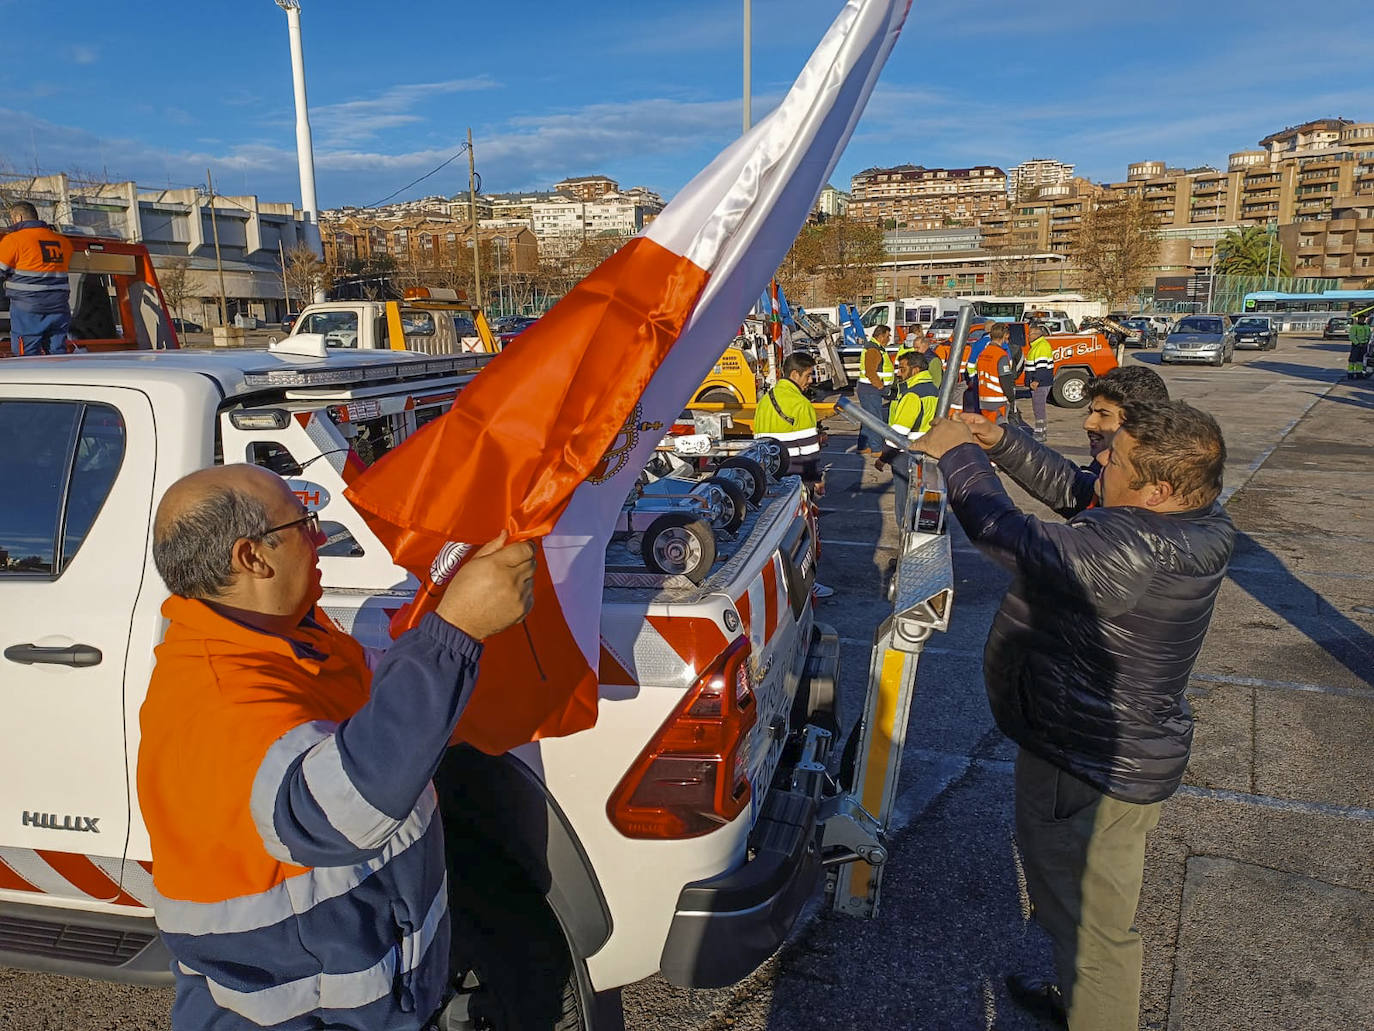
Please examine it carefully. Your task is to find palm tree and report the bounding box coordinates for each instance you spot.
[1215,225,1292,280]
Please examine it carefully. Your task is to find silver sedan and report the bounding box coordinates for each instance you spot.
[1161,314,1235,367]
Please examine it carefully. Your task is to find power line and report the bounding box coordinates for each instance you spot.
[367,144,470,208]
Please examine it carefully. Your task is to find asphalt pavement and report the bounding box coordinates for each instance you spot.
[3,335,1370,1030]
[620,335,1373,1031]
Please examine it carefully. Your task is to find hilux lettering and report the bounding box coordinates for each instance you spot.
[21,811,99,833]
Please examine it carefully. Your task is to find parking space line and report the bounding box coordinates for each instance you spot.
[1219,377,1339,505]
[1175,784,1374,823]
[1189,671,1374,699]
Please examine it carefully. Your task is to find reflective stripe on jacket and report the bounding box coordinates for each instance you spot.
[0,221,73,314]
[1026,334,1054,387]
[889,370,938,437]
[976,343,1010,407]
[1348,323,1372,346]
[138,597,482,1030]
[754,377,820,456]
[864,341,896,384]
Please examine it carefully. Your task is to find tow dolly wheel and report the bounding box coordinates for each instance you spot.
[753,437,791,479]
[716,455,768,505]
[695,476,748,534]
[641,513,717,582]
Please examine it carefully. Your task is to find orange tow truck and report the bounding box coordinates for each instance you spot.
[0,234,179,357]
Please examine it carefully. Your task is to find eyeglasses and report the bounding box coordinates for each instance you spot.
[257,511,320,539]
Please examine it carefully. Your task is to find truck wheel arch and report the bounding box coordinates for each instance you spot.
[433,746,612,962]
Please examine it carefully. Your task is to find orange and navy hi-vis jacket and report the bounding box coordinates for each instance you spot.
[975,341,1012,418]
[0,221,73,314]
[137,596,482,1030]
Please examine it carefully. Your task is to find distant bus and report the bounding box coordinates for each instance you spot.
[1242,290,1374,318]
[961,293,1105,324]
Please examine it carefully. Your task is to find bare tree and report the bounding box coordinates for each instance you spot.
[157,257,193,322]
[284,245,333,309]
[1069,195,1160,309]
[813,217,886,303]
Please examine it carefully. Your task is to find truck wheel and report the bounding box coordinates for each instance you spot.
[443,865,588,1031]
[1050,370,1090,408]
[695,387,740,407]
[695,475,748,534]
[717,455,768,504]
[642,513,717,582]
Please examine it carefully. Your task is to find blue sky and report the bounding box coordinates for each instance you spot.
[0,0,1367,209]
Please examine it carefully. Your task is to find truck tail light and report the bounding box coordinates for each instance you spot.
[607,636,757,839]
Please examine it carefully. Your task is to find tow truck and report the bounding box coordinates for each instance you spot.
[0,233,179,356]
[270,286,500,355]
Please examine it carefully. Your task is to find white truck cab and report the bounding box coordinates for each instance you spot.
[0,346,846,1028]
[277,290,498,356]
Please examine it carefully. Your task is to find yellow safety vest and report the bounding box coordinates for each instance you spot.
[889,370,938,437]
[754,378,821,457]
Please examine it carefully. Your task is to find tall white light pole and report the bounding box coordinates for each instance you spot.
[743,0,752,132]
[275,0,323,299]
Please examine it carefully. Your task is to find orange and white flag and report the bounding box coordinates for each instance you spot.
[346,0,911,755]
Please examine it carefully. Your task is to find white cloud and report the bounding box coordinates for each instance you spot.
[310,77,500,145]
[69,44,98,65]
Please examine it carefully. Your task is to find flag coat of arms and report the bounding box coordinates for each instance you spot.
[346,0,912,755]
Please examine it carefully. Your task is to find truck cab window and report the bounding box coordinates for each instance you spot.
[0,401,126,576]
[301,311,360,349]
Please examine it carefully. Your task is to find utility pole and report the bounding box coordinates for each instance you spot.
[742,0,752,132]
[1264,219,1276,290]
[278,239,291,318]
[467,127,482,307]
[206,169,229,329]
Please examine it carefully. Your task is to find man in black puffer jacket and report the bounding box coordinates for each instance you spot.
[912,401,1235,1031]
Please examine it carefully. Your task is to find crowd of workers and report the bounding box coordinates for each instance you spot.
[751,318,1235,1031]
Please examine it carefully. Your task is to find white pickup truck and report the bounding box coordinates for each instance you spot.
[277,292,498,355]
[0,344,843,1029]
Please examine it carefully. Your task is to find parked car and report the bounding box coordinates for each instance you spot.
[169,318,202,334]
[494,314,539,346]
[1232,315,1278,350]
[1161,314,1235,366]
[1121,317,1159,348]
[1323,316,1351,340]
[1146,315,1174,339]
[1033,316,1077,334]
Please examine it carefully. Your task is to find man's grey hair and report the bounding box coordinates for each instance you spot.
[153,487,278,598]
[8,201,39,223]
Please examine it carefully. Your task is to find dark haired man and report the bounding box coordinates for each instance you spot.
[755,351,834,597]
[912,402,1235,1031]
[967,364,1171,519]
[875,349,938,526]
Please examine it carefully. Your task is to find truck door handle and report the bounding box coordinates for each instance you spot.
[4,643,103,667]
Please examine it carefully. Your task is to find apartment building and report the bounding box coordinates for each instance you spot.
[849,164,1007,230]
[321,213,538,275]
[816,183,851,219]
[553,175,620,202]
[980,178,1104,257]
[1107,119,1374,283]
[1006,158,1075,200]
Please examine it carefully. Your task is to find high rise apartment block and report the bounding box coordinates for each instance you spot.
[1006,158,1075,200]
[849,164,1007,230]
